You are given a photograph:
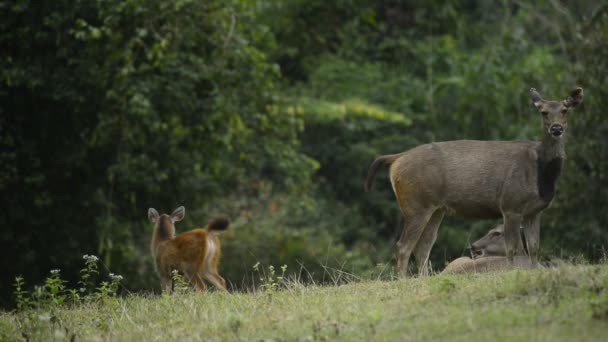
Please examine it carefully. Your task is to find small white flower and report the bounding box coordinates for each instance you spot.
[83,254,99,262]
[50,269,60,275]
[109,273,123,281]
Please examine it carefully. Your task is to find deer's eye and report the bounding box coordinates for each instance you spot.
[541,111,549,116]
[491,232,501,237]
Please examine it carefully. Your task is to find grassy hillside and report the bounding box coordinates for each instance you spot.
[2,263,608,341]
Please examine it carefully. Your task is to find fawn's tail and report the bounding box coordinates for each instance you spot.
[207,217,230,231]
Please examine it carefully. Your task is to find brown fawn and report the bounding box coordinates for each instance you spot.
[148,206,229,293]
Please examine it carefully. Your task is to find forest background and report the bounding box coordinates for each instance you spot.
[1,0,606,306]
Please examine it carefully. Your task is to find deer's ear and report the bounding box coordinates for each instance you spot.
[148,208,159,223]
[171,206,185,222]
[564,87,583,108]
[530,88,544,109]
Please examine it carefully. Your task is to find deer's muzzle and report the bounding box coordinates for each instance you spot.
[549,124,564,137]
[470,245,483,258]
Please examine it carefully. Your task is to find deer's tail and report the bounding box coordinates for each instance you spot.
[207,216,230,231]
[364,154,402,192]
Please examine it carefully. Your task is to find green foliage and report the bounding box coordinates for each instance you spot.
[35,270,68,307]
[207,192,377,288]
[12,255,122,311]
[1,0,606,305]
[78,255,100,296]
[7,255,122,341]
[13,277,29,311]
[170,270,191,295]
[0,0,315,303]
[543,4,608,259]
[262,0,605,269]
[252,262,287,292]
[275,2,539,269]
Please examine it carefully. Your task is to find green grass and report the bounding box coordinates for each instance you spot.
[2,263,608,341]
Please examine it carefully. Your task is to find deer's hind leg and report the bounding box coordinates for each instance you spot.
[413,208,445,276]
[396,206,438,278]
[200,241,228,292]
[181,264,207,292]
[203,270,227,292]
[188,272,208,292]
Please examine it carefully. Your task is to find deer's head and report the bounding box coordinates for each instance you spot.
[470,225,505,258]
[148,206,185,239]
[531,87,583,140]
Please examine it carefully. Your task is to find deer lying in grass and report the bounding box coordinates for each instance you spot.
[441,255,535,275]
[148,206,230,293]
[365,87,583,276]
[442,225,534,274]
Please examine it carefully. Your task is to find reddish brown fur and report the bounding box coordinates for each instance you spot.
[149,206,229,293]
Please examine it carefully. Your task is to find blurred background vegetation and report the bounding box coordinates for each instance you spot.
[1,0,606,305]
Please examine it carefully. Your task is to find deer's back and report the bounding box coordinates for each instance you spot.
[442,256,535,275]
[156,228,209,269]
[390,140,541,217]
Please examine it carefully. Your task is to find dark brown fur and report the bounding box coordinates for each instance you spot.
[537,157,563,202]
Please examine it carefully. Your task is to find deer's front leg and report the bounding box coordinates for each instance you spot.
[523,213,541,266]
[160,274,173,294]
[503,213,523,263]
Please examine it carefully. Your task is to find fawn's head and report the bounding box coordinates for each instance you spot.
[148,206,185,239]
[470,225,505,258]
[531,87,583,140]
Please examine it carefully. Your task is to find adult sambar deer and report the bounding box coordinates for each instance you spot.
[149,206,230,293]
[365,87,583,277]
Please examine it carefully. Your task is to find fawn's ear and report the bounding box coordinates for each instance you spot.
[171,206,185,222]
[148,208,159,223]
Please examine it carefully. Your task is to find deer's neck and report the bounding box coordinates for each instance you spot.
[538,134,566,162]
[536,135,565,202]
[150,225,175,256]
